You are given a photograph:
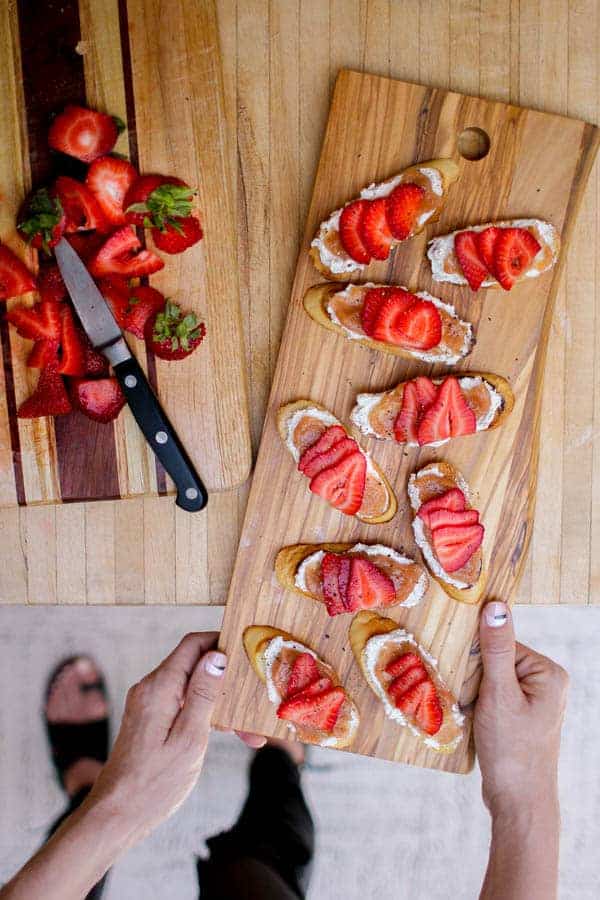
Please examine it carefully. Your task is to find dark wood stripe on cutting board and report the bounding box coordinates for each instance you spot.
[16,0,121,502]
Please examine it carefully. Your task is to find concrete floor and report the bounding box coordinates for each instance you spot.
[0,604,599,899]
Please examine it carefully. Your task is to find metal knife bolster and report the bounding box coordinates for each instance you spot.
[102,337,133,368]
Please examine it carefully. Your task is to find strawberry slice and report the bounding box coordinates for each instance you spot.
[7,301,62,342]
[338,200,371,264]
[417,488,466,524]
[70,377,126,423]
[298,425,346,474]
[360,287,396,335]
[65,232,106,263]
[455,230,488,291]
[80,332,109,377]
[395,679,443,735]
[394,298,442,350]
[18,188,66,254]
[54,176,109,233]
[309,451,366,516]
[18,364,71,418]
[493,227,541,291]
[427,508,479,530]
[385,182,425,240]
[359,198,392,260]
[151,216,203,255]
[0,246,37,302]
[369,288,416,343]
[475,226,500,274]
[346,557,396,611]
[300,436,357,479]
[277,686,345,733]
[286,652,320,697]
[385,651,423,678]
[48,105,120,163]
[57,306,86,376]
[417,376,476,446]
[393,380,419,444]
[97,276,131,329]
[125,285,167,339]
[38,265,67,304]
[321,552,349,616]
[432,522,484,573]
[414,376,437,409]
[89,227,164,278]
[86,156,138,227]
[294,677,334,698]
[388,663,428,704]
[27,340,59,369]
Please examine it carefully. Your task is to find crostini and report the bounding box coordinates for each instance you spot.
[243,625,360,749]
[275,542,428,616]
[277,400,397,523]
[304,283,474,365]
[310,158,459,280]
[352,372,514,447]
[349,611,463,752]
[427,220,560,291]
[408,462,486,604]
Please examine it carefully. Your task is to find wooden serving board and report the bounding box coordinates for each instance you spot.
[0,0,250,505]
[214,70,599,773]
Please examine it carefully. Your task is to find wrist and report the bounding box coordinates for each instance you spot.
[489,788,560,832]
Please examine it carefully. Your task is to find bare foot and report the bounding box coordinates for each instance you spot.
[267,736,305,766]
[45,657,108,797]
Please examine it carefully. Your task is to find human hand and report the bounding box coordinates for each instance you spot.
[474,602,568,818]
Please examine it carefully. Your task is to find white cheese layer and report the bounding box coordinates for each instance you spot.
[285,407,339,461]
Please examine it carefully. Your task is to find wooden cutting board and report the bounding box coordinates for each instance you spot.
[0,0,251,505]
[214,70,599,773]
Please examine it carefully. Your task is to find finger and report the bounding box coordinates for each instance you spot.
[168,650,227,746]
[235,730,267,749]
[150,632,219,689]
[479,601,519,689]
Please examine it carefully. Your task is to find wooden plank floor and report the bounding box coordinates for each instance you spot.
[0,0,598,605]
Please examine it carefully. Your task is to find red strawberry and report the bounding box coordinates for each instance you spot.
[309,450,366,516]
[388,664,428,704]
[27,340,59,369]
[89,227,164,278]
[346,557,396,611]
[277,686,345,733]
[414,376,437,410]
[398,680,443,735]
[475,226,500,274]
[369,288,415,343]
[81,336,109,377]
[151,216,203,255]
[360,287,396,335]
[124,175,192,229]
[18,364,71,418]
[7,301,62,342]
[385,651,424,678]
[321,552,351,616]
[298,425,346,475]
[427,508,479,530]
[48,105,120,163]
[57,306,86,376]
[65,232,106,263]
[493,227,541,291]
[432,522,484,573]
[417,488,466,524]
[145,300,206,360]
[417,376,476,445]
[97,275,131,329]
[54,176,108,233]
[299,436,357,479]
[86,156,138,227]
[18,188,66,254]
[360,198,393,261]
[0,246,37,302]
[38,265,67,304]
[294,677,334,698]
[123,285,166,339]
[455,230,488,291]
[394,298,442,350]
[286,652,320,697]
[393,380,419,444]
[338,200,371,264]
[70,376,126,423]
[385,182,425,240]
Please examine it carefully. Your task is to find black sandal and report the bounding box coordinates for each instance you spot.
[44,656,110,789]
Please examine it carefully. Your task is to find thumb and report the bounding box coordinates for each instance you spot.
[479,602,518,689]
[169,650,227,746]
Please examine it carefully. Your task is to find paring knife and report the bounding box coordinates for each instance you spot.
[55,238,208,513]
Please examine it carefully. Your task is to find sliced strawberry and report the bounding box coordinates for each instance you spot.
[145,301,206,360]
[414,376,437,410]
[321,552,350,616]
[385,182,425,240]
[123,285,166,339]
[360,287,396,336]
[493,227,541,291]
[18,364,71,418]
[38,265,67,304]
[89,227,164,278]
[432,522,484,573]
[86,156,138,227]
[346,557,396,611]
[57,306,86,376]
[97,275,131,329]
[48,105,120,163]
[416,680,443,735]
[70,376,126,423]
[299,436,357,479]
[81,335,109,377]
[298,425,346,475]
[294,677,334,698]
[388,664,428,704]
[7,301,62,342]
[309,450,366,516]
[417,376,476,445]
[151,215,203,255]
[286,652,320,698]
[359,198,392,260]
[428,508,479,530]
[65,232,106,263]
[277,686,345,733]
[369,288,416,343]
[475,226,500,274]
[385,651,423,678]
[27,340,59,369]
[124,176,192,229]
[54,176,108,233]
[394,298,442,350]
[18,188,66,253]
[0,246,37,302]
[338,199,371,264]
[417,488,466,524]
[396,679,426,716]
[393,380,419,444]
[455,230,488,291]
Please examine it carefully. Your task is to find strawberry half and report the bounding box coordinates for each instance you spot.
[70,376,126,423]
[285,652,320,698]
[7,301,62,342]
[298,425,346,475]
[38,264,67,304]
[86,156,138,227]
[385,182,425,240]
[277,686,345,733]
[431,522,484,573]
[417,376,476,446]
[391,298,442,350]
[124,176,193,229]
[368,288,415,343]
[455,230,488,291]
[97,275,131,329]
[54,176,108,233]
[417,488,466,525]
[338,200,371,264]
[321,552,352,616]
[57,306,86,376]
[360,287,396,335]
[493,227,541,291]
[151,216,203,255]
[0,246,37,302]
[393,380,419,444]
[309,450,366,516]
[145,300,206,360]
[359,198,392,260]
[18,364,71,418]
[18,188,66,254]
[89,227,164,278]
[345,557,396,611]
[123,285,166,339]
[475,226,500,274]
[48,105,120,163]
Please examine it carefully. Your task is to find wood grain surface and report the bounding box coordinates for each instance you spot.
[0,0,598,606]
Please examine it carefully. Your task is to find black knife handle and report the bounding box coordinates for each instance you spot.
[113,355,208,512]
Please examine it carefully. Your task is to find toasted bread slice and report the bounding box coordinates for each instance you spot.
[408,461,487,604]
[303,283,473,365]
[349,611,464,752]
[243,625,360,749]
[277,399,397,524]
[351,372,514,445]
[310,158,460,280]
[427,219,560,289]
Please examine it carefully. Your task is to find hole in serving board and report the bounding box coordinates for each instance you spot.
[457,127,491,161]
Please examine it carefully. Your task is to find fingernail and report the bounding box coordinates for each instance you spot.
[204,651,227,677]
[485,601,508,628]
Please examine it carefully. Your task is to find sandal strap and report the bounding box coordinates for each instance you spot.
[46,719,110,788]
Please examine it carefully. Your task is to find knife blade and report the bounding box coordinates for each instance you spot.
[55,239,208,513]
